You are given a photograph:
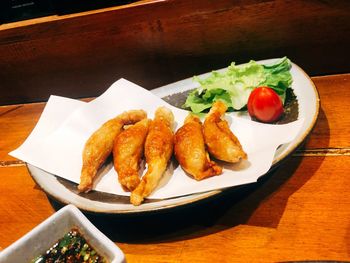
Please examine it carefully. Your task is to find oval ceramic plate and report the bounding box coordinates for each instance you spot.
[27,59,320,214]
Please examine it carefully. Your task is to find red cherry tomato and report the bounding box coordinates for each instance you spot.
[247,86,284,123]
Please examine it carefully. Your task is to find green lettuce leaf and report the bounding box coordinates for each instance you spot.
[261,56,293,102]
[184,57,293,113]
[184,88,232,113]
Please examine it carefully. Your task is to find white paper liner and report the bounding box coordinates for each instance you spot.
[10,79,304,199]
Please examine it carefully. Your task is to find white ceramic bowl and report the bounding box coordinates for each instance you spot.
[0,204,125,263]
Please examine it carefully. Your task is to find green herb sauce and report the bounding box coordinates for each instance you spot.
[31,228,107,263]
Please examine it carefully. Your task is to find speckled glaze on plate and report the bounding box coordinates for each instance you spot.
[27,59,320,215]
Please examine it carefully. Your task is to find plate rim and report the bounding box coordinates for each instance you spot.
[27,59,320,215]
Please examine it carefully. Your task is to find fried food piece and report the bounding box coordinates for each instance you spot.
[174,114,222,180]
[203,101,247,162]
[131,107,174,206]
[78,110,147,193]
[113,118,151,191]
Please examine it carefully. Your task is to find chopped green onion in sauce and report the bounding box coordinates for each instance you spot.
[31,228,107,263]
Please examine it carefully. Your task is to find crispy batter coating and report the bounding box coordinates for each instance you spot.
[113,118,151,191]
[174,114,222,180]
[131,107,174,206]
[78,110,147,193]
[203,101,247,163]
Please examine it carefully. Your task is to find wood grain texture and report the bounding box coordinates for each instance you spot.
[304,74,350,149]
[112,156,350,262]
[0,103,44,162]
[62,155,350,262]
[0,0,349,104]
[0,157,349,261]
[0,73,349,261]
[0,166,54,251]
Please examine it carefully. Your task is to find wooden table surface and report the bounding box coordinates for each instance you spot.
[0,73,349,262]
